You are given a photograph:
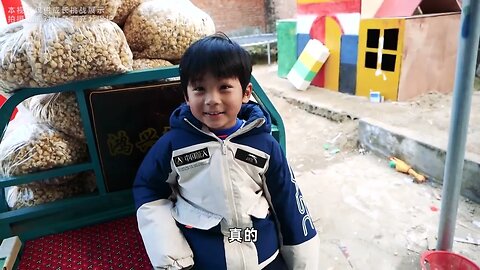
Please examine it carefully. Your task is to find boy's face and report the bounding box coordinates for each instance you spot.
[186,72,252,131]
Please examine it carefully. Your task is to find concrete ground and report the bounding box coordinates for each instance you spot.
[252,64,480,269]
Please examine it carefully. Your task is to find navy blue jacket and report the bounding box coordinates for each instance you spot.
[133,101,319,270]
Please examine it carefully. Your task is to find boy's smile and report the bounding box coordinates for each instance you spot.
[186,72,252,131]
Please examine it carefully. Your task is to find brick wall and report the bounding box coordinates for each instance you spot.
[192,0,267,36]
[274,0,297,20]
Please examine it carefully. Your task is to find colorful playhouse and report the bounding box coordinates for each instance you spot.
[356,0,461,101]
[277,0,463,101]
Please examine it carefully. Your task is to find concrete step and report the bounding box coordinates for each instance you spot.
[359,118,480,203]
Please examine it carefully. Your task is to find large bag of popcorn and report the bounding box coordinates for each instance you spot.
[23,92,85,140]
[0,15,133,93]
[26,15,133,87]
[21,0,121,19]
[0,109,88,178]
[5,171,97,210]
[123,0,215,61]
[112,0,149,26]
[0,20,38,92]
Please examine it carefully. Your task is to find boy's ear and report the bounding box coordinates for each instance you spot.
[242,83,253,103]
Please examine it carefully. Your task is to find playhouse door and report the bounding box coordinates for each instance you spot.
[356,18,404,101]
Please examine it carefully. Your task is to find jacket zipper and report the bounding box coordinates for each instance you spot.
[183,118,265,155]
[184,118,266,269]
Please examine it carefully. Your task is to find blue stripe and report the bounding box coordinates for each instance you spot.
[177,223,227,269]
[340,35,359,65]
[252,214,280,263]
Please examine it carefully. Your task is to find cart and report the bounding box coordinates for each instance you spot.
[0,66,286,269]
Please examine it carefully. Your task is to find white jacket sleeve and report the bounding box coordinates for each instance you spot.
[137,199,194,270]
[281,234,320,270]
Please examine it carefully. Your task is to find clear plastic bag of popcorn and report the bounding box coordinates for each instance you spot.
[0,15,133,93]
[25,15,133,87]
[0,109,88,178]
[123,0,215,61]
[21,0,121,19]
[5,171,98,210]
[0,20,38,93]
[23,92,85,140]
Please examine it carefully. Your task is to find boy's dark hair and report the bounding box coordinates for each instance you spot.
[179,32,252,100]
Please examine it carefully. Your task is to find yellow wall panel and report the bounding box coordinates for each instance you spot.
[356,18,405,101]
[324,16,342,91]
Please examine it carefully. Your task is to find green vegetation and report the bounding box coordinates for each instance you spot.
[475,77,480,91]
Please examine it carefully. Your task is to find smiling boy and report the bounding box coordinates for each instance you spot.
[133,33,319,270]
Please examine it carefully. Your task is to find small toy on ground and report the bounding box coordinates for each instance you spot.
[389,157,427,183]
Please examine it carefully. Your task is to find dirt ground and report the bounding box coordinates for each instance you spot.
[252,64,480,269]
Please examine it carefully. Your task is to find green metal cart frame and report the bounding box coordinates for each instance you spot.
[0,66,286,244]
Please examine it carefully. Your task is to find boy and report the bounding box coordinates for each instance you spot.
[133,33,319,270]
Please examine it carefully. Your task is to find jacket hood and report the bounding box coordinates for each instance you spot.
[170,101,272,135]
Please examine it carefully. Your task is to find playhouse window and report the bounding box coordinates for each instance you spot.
[365,52,377,69]
[383,29,399,50]
[381,54,396,72]
[366,29,380,48]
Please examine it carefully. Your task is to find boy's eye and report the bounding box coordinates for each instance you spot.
[220,84,233,90]
[193,87,204,91]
